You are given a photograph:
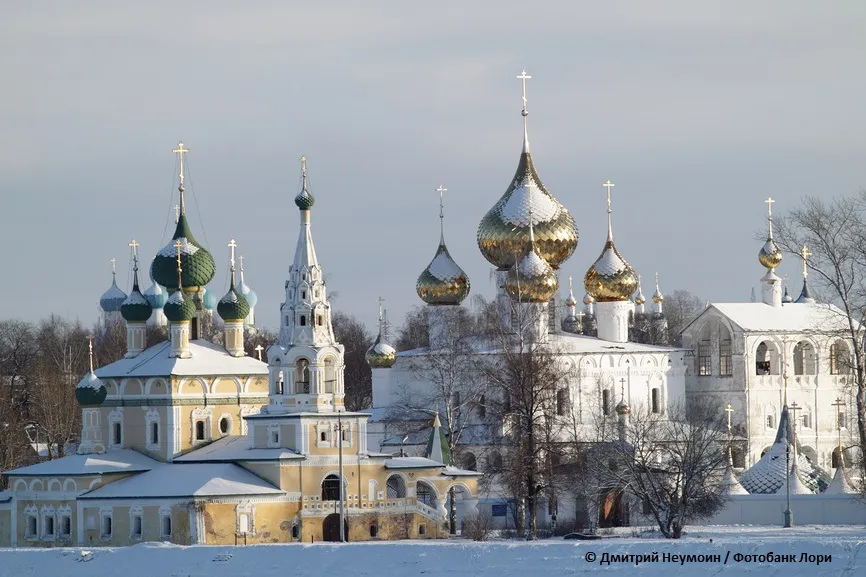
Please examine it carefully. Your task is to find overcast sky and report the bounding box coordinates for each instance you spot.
[2,1,865,334]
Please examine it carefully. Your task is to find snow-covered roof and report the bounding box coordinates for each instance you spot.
[500,177,560,227]
[442,465,482,477]
[0,491,11,503]
[4,450,158,477]
[174,435,304,463]
[696,302,853,333]
[593,244,629,277]
[722,465,748,495]
[94,339,268,378]
[80,463,282,499]
[427,245,466,282]
[515,250,551,278]
[824,466,857,494]
[399,331,683,358]
[384,457,445,469]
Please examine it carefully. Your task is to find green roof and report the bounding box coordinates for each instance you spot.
[164,289,196,322]
[217,283,250,321]
[150,215,216,290]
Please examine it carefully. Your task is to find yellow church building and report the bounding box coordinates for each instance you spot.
[0,150,478,547]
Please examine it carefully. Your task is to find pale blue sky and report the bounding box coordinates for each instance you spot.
[2,1,865,332]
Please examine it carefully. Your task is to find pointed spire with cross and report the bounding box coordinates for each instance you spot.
[172,141,190,216]
[517,70,531,152]
[725,403,735,464]
[228,239,238,285]
[800,246,812,279]
[603,180,615,241]
[110,257,117,279]
[129,239,140,270]
[437,185,447,245]
[87,335,95,374]
[765,196,776,239]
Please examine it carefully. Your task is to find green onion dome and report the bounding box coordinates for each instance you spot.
[217,281,250,322]
[295,186,315,210]
[76,372,107,407]
[150,214,216,291]
[121,266,153,323]
[164,288,196,323]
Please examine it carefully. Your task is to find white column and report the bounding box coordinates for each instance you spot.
[125,322,147,358]
[761,270,782,308]
[371,368,391,408]
[596,301,631,343]
[169,322,191,358]
[224,320,245,357]
[77,408,105,454]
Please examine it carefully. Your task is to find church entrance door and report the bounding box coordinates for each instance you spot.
[323,513,349,542]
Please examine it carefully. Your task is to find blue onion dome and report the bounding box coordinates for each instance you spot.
[164,288,196,323]
[202,287,218,311]
[417,243,471,305]
[100,273,128,313]
[76,372,107,407]
[217,279,251,322]
[150,214,216,291]
[144,260,169,308]
[121,266,153,323]
[239,282,257,309]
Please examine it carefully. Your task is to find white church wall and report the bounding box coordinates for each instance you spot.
[700,494,866,526]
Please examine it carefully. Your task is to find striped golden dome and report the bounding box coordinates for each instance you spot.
[584,182,637,302]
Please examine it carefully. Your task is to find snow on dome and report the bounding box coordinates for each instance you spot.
[217,285,250,322]
[77,371,104,391]
[156,237,200,258]
[824,465,856,494]
[239,282,258,308]
[75,372,107,407]
[594,245,628,277]
[144,281,168,309]
[722,465,748,495]
[100,279,128,312]
[202,288,218,311]
[500,178,560,227]
[505,246,558,303]
[417,243,470,305]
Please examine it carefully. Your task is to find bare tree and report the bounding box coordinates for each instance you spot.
[477,299,573,540]
[774,192,866,485]
[663,289,705,346]
[395,306,429,351]
[331,312,373,411]
[594,400,728,539]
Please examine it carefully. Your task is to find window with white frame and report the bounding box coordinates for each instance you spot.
[58,506,72,539]
[130,506,143,539]
[41,505,56,540]
[100,507,113,540]
[146,409,160,450]
[316,423,331,447]
[698,341,712,375]
[160,506,172,540]
[25,506,38,540]
[190,408,212,443]
[719,340,733,376]
[236,502,255,535]
[218,414,232,435]
[268,424,280,448]
[651,388,661,414]
[109,408,124,448]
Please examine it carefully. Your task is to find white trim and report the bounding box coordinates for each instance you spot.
[159,505,173,541]
[145,408,161,452]
[267,424,281,448]
[218,412,234,436]
[129,505,144,540]
[190,407,213,444]
[99,505,113,541]
[40,504,57,541]
[109,408,124,449]
[24,504,38,542]
[236,501,256,536]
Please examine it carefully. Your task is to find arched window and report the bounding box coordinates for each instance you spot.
[556,389,568,416]
[291,523,299,539]
[317,315,323,326]
[296,359,310,394]
[718,325,733,376]
[300,315,306,326]
[370,524,378,538]
[477,395,486,419]
[323,357,336,393]
[756,341,775,375]
[416,482,435,507]
[830,340,851,375]
[195,420,205,441]
[322,474,341,501]
[386,475,406,498]
[113,422,122,446]
[151,422,159,445]
[460,452,477,471]
[651,388,660,413]
[277,370,285,395]
[602,389,611,415]
[697,325,712,376]
[794,341,815,375]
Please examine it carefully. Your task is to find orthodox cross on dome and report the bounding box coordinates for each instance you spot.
[174,239,184,286]
[765,196,776,238]
[568,275,574,294]
[300,155,308,190]
[725,404,734,438]
[110,257,117,276]
[655,272,660,291]
[378,296,385,323]
[800,246,812,278]
[128,239,140,273]
[172,141,190,215]
[517,70,531,151]
[789,401,801,446]
[87,335,94,373]
[437,185,447,242]
[603,180,615,240]
[254,344,263,361]
[619,377,626,401]
[228,239,237,271]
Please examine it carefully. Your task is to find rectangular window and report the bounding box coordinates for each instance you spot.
[113,422,122,446]
[642,497,652,515]
[548,298,556,331]
[651,388,660,414]
[101,515,112,540]
[556,389,568,416]
[239,513,250,534]
[44,516,55,538]
[801,414,811,429]
[341,427,349,442]
[698,342,712,376]
[60,516,71,538]
[719,340,732,376]
[418,523,426,536]
[767,415,775,429]
[26,516,37,539]
[271,431,280,445]
[132,516,142,538]
[195,420,206,441]
[151,422,159,445]
[602,389,610,416]
[162,515,172,538]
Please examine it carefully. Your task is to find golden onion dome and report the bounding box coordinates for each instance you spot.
[504,245,559,302]
[584,184,638,302]
[417,242,470,305]
[366,333,397,368]
[634,291,646,306]
[758,236,783,270]
[477,92,578,271]
[615,398,631,415]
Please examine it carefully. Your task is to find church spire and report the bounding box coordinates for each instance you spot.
[796,245,815,303]
[172,141,190,216]
[517,70,531,153]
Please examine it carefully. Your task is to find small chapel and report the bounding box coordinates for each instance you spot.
[0,149,478,547]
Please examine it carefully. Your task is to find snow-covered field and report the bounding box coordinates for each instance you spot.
[3,526,864,577]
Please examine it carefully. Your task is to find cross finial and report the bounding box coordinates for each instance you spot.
[87,335,94,374]
[800,245,812,279]
[725,403,734,434]
[173,239,183,287]
[174,204,180,224]
[377,296,385,324]
[603,180,615,240]
[110,257,117,277]
[254,344,263,361]
[568,275,574,294]
[576,309,584,332]
[129,239,140,274]
[436,185,447,243]
[228,238,238,283]
[517,70,531,152]
[619,377,626,400]
[832,397,845,458]
[765,196,775,218]
[300,155,308,191]
[173,141,190,214]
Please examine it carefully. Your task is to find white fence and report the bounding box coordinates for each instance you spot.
[702,494,866,526]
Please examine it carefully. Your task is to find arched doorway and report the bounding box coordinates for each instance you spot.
[323,513,349,542]
[598,488,628,528]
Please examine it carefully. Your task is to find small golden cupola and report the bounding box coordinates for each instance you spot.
[758,196,783,270]
[584,180,638,302]
[366,298,397,369]
[504,182,558,303]
[477,71,578,271]
[416,186,471,306]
